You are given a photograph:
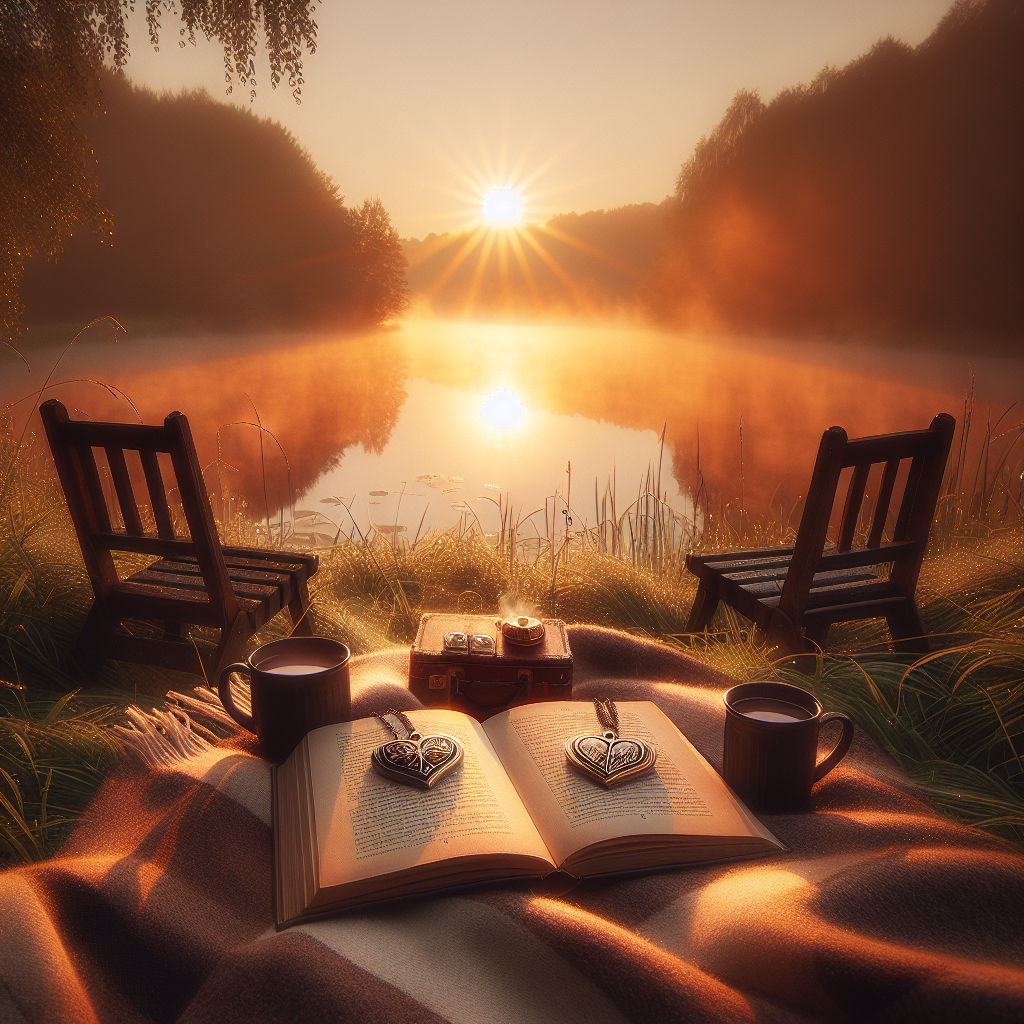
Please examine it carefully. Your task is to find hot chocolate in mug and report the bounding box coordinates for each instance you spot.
[722,680,854,812]
[218,636,351,762]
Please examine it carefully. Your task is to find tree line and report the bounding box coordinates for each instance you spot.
[6,0,1020,340]
[647,0,1022,337]
[403,203,669,319]
[18,73,406,333]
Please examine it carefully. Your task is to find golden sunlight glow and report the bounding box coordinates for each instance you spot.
[480,387,528,431]
[402,148,607,314]
[482,187,521,225]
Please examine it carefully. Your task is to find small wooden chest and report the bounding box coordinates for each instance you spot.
[409,613,573,720]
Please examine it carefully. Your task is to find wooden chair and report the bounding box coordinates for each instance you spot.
[685,414,955,656]
[40,399,318,682]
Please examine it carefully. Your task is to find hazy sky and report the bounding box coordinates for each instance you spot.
[121,1,952,239]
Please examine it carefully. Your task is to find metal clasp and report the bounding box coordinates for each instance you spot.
[469,634,495,655]
[443,632,469,654]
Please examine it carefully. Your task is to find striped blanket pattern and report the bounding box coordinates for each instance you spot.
[1,627,1021,1023]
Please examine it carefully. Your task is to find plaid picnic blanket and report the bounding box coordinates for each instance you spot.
[1,626,1021,1024]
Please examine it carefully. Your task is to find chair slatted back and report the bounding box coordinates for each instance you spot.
[778,414,955,625]
[40,400,239,624]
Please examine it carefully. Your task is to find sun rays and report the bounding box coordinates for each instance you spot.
[401,128,625,313]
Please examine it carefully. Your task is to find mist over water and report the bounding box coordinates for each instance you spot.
[5,320,1020,543]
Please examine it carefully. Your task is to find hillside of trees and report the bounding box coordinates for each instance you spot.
[19,73,407,333]
[649,0,1022,336]
[403,202,669,319]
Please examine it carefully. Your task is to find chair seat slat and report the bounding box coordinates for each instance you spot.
[175,551,317,577]
[146,559,293,587]
[128,568,280,603]
[109,581,268,626]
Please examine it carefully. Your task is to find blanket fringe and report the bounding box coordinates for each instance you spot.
[112,689,243,768]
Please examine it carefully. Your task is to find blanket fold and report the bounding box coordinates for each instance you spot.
[1,627,1020,1024]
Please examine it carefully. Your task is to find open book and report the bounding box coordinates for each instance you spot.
[273,701,782,927]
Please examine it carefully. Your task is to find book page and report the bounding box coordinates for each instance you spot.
[483,701,780,868]
[306,711,554,891]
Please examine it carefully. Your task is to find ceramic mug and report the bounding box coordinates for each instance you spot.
[218,636,351,763]
[722,681,854,812]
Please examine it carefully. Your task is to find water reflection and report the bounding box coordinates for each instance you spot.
[4,321,1020,541]
[480,388,528,433]
[3,329,407,523]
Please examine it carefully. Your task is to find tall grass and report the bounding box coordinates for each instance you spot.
[0,685,125,860]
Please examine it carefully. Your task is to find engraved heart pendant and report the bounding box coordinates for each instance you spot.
[565,731,657,788]
[371,732,464,789]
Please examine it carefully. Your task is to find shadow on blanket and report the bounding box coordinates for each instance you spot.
[1,627,1021,1023]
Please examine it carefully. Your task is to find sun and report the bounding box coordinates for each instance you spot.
[482,187,521,226]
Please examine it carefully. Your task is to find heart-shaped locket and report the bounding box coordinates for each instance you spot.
[371,731,464,789]
[565,730,657,788]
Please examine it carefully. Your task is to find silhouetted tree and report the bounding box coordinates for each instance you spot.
[352,198,409,324]
[0,1,318,344]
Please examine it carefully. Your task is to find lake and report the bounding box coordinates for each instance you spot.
[4,320,1020,546]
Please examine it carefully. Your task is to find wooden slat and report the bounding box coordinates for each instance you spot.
[104,447,144,535]
[893,453,926,542]
[723,566,790,584]
[75,445,112,533]
[868,458,900,548]
[777,426,847,623]
[221,545,319,570]
[129,568,279,600]
[695,553,795,575]
[800,595,908,625]
[176,552,313,578]
[146,560,292,587]
[737,579,785,597]
[140,449,175,538]
[92,532,197,556]
[837,463,870,552]
[687,545,794,568]
[109,581,266,627]
[738,568,878,597]
[806,571,883,593]
[39,400,119,596]
[52,420,172,449]
[806,580,896,607]
[815,541,916,572]
[759,580,898,612]
[890,412,956,594]
[841,429,942,467]
[165,412,238,622]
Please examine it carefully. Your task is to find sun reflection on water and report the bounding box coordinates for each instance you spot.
[480,387,528,432]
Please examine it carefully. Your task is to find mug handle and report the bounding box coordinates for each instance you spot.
[218,663,256,733]
[813,712,855,782]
